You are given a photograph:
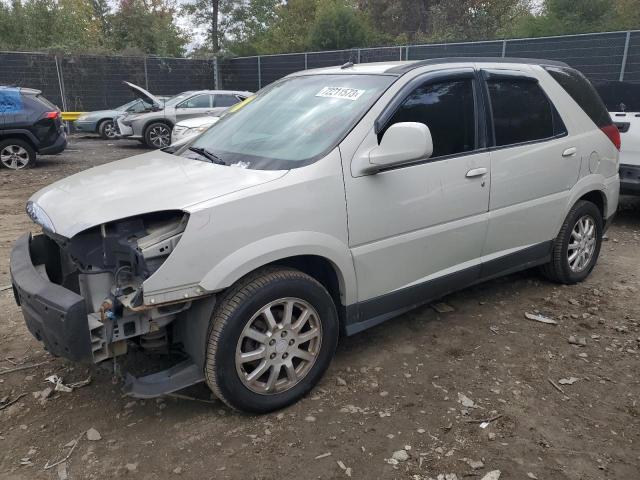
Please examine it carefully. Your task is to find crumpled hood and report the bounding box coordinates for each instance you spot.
[30,150,287,238]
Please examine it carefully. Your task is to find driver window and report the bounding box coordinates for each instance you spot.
[381,79,477,159]
[179,94,212,109]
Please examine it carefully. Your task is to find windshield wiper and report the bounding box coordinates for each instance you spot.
[188,147,226,165]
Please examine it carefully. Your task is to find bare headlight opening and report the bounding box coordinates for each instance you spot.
[26,200,55,232]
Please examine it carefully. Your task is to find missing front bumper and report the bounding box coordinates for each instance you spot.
[10,233,93,362]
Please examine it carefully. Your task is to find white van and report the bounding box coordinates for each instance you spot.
[11,58,619,413]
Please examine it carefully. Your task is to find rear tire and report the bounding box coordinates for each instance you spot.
[541,200,603,284]
[204,267,339,413]
[0,138,36,170]
[144,122,171,149]
[98,120,116,140]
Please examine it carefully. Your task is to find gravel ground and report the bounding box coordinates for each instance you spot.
[0,136,639,480]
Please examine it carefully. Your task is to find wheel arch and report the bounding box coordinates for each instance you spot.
[266,255,347,331]
[0,131,38,149]
[142,118,174,136]
[196,233,357,319]
[557,179,612,238]
[96,117,113,129]
[577,190,606,219]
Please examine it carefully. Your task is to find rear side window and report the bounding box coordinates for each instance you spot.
[382,79,476,158]
[545,67,611,127]
[35,94,58,111]
[179,94,212,108]
[214,94,241,107]
[487,79,564,147]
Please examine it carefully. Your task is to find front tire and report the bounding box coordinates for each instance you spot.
[0,139,36,170]
[204,267,339,413]
[541,200,603,284]
[98,120,117,139]
[144,122,171,149]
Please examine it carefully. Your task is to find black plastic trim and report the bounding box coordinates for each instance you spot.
[620,163,640,195]
[345,241,552,336]
[374,68,476,136]
[0,128,40,147]
[10,233,91,362]
[38,133,67,155]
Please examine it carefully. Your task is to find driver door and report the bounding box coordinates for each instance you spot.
[344,70,491,320]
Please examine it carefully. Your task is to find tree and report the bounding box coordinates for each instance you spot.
[510,0,618,37]
[110,0,189,56]
[182,0,221,53]
[308,1,369,50]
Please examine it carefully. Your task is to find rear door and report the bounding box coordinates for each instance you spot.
[481,68,581,267]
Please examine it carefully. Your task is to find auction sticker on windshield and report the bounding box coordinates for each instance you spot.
[316,87,365,101]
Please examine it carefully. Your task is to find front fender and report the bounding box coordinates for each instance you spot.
[199,231,357,305]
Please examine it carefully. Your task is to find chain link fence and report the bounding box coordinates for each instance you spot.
[219,30,640,93]
[0,52,217,111]
[2,30,639,112]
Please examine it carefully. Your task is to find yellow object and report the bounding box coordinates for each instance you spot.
[228,95,256,113]
[61,112,85,122]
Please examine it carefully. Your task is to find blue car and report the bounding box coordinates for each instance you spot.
[75,97,169,139]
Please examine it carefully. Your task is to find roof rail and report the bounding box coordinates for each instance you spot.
[386,57,571,74]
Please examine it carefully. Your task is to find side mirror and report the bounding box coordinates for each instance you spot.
[151,103,161,112]
[368,122,433,171]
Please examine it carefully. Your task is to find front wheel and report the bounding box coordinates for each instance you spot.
[541,200,603,284]
[204,267,339,413]
[144,122,171,149]
[98,120,117,139]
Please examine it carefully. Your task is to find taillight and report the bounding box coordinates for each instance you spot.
[600,124,621,150]
[44,111,60,119]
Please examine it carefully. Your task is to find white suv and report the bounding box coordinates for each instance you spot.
[10,59,620,413]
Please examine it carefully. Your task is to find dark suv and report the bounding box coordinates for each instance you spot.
[0,87,67,170]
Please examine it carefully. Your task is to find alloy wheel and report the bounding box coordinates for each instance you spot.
[235,297,322,394]
[103,121,117,139]
[568,214,597,273]
[149,125,170,148]
[0,144,30,170]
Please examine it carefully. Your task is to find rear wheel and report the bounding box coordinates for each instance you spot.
[144,122,171,149]
[0,139,36,170]
[98,120,117,139]
[541,200,603,284]
[204,267,339,413]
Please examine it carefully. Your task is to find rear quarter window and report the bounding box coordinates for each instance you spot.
[35,94,58,111]
[545,67,611,127]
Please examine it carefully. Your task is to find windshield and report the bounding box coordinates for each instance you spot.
[185,74,395,170]
[116,99,139,111]
[164,91,197,107]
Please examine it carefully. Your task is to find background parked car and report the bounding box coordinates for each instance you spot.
[611,108,640,195]
[0,86,66,170]
[170,115,220,144]
[114,82,252,148]
[74,97,170,139]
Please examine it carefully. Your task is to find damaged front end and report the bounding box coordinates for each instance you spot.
[11,210,193,365]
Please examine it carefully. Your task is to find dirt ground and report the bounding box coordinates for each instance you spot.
[0,136,638,480]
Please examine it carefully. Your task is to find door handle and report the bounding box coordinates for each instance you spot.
[466,167,488,178]
[562,147,577,157]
